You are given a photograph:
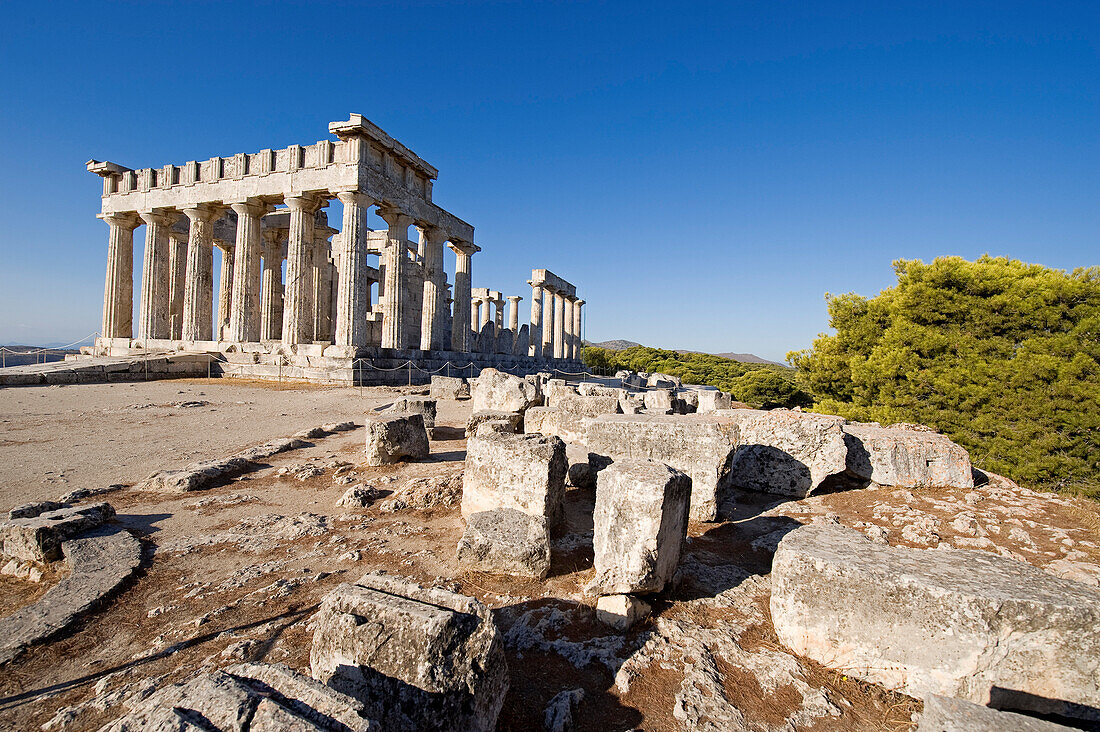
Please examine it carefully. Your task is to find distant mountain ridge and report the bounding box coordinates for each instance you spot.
[585,339,785,367]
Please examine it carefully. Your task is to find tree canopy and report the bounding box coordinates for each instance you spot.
[582,346,811,409]
[789,255,1100,495]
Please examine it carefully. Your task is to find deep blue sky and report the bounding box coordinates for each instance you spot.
[1,1,1096,361]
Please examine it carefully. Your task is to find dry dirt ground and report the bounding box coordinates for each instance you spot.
[0,378,1098,731]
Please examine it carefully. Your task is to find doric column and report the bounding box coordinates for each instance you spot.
[541,287,554,357]
[553,291,565,359]
[493,295,504,330]
[168,231,188,339]
[137,210,174,340]
[528,282,543,358]
[260,229,285,341]
[507,295,522,332]
[334,191,372,347]
[563,297,575,360]
[573,299,585,359]
[214,240,234,341]
[378,208,412,349]
[312,225,333,342]
[181,205,220,341]
[479,296,492,330]
[419,226,445,351]
[450,245,472,352]
[228,201,266,342]
[100,212,140,339]
[281,195,319,346]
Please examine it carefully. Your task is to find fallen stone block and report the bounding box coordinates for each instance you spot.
[643,388,675,413]
[719,409,856,498]
[457,508,550,579]
[844,423,975,489]
[647,373,680,388]
[8,501,68,520]
[523,406,588,444]
[462,432,567,528]
[365,414,430,466]
[595,594,652,631]
[770,524,1100,722]
[466,409,522,437]
[576,383,625,399]
[310,573,509,732]
[586,414,740,522]
[100,662,372,731]
[0,502,115,563]
[590,459,691,595]
[474,419,517,437]
[557,394,622,417]
[139,455,253,492]
[544,381,579,407]
[431,375,469,400]
[916,695,1077,732]
[471,367,541,413]
[696,389,732,412]
[387,396,437,428]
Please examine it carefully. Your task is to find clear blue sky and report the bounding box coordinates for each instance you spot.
[0,1,1096,361]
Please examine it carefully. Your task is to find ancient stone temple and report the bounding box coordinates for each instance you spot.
[85,114,584,382]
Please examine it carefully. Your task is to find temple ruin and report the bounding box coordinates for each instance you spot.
[84,114,584,382]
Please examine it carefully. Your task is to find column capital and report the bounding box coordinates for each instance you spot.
[183,204,221,224]
[448,239,479,256]
[100,212,140,230]
[574,299,585,306]
[334,190,373,208]
[229,199,271,218]
[507,295,523,303]
[376,206,413,229]
[138,209,175,228]
[213,238,235,252]
[284,194,321,213]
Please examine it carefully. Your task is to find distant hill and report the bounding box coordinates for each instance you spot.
[586,339,785,367]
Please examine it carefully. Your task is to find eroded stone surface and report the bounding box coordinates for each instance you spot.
[770,524,1100,721]
[0,502,115,563]
[310,573,508,732]
[386,396,437,428]
[462,431,567,528]
[465,409,522,437]
[364,413,429,466]
[470,368,541,414]
[917,695,1077,732]
[844,423,975,489]
[430,375,469,400]
[457,508,550,579]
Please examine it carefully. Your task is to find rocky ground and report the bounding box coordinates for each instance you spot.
[0,379,1097,731]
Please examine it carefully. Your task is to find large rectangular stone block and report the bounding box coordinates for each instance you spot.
[843,423,975,489]
[586,414,739,522]
[771,524,1100,723]
[590,459,691,595]
[0,502,115,563]
[310,573,508,732]
[364,413,429,466]
[461,432,567,528]
[524,406,587,444]
[470,367,541,413]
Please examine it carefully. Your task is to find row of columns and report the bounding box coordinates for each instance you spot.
[100,192,479,353]
[527,282,584,360]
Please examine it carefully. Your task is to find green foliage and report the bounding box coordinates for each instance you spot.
[790,255,1100,495]
[582,346,811,409]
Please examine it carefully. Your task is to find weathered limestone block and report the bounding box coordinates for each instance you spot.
[431,375,469,400]
[386,396,437,428]
[719,409,855,498]
[543,381,579,407]
[557,395,622,417]
[471,367,541,414]
[364,414,429,466]
[576,383,625,399]
[647,373,680,388]
[595,594,652,631]
[8,501,67,520]
[462,432,567,528]
[677,390,699,411]
[916,695,1077,732]
[310,573,509,732]
[642,388,675,413]
[474,419,517,436]
[586,414,740,522]
[466,409,522,437]
[696,389,732,412]
[457,508,550,579]
[589,459,691,595]
[771,525,1100,721]
[100,663,372,731]
[0,502,115,563]
[844,423,975,489]
[524,401,615,444]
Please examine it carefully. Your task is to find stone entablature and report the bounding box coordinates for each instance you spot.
[86,114,584,374]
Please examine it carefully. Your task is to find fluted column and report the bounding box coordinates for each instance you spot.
[451,245,472,352]
[260,230,285,341]
[553,291,565,359]
[312,226,333,342]
[541,287,554,357]
[214,240,234,340]
[419,226,445,351]
[100,212,140,339]
[168,232,188,339]
[563,297,575,361]
[227,201,265,342]
[281,195,318,345]
[377,209,412,349]
[138,210,174,340]
[573,299,585,359]
[528,282,543,358]
[334,191,372,347]
[182,206,219,341]
[479,296,492,330]
[507,295,522,332]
